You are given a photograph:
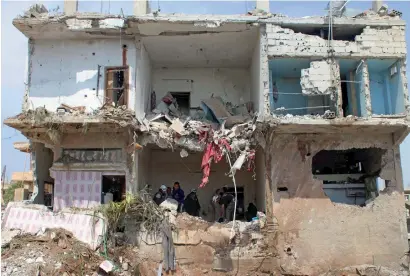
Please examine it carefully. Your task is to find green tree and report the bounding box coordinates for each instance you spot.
[3,182,24,205]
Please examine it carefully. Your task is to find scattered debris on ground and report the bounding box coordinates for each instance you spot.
[1,228,142,276]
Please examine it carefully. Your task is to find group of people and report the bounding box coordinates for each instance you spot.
[210,186,235,222]
[153,182,201,216]
[153,183,256,223]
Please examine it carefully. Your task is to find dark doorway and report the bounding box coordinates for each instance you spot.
[102,175,126,202]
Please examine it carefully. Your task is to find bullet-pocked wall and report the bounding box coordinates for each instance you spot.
[264,133,408,275]
[28,39,137,113]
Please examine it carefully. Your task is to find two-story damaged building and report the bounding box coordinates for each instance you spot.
[3,0,410,274]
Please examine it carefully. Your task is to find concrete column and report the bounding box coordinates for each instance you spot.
[260,25,270,117]
[256,0,270,12]
[334,61,344,117]
[372,0,382,12]
[399,59,410,117]
[362,60,372,117]
[134,0,149,16]
[64,0,78,15]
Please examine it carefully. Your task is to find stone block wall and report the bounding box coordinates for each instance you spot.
[301,59,340,95]
[267,24,406,58]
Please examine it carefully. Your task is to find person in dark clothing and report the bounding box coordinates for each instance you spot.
[153,185,167,205]
[172,182,185,212]
[219,187,235,221]
[166,187,172,198]
[245,203,258,222]
[184,189,201,217]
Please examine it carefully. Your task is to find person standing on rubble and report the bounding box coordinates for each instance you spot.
[210,189,223,221]
[172,182,185,212]
[219,187,235,222]
[153,185,167,205]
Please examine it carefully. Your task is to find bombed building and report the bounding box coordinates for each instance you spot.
[2,0,410,275]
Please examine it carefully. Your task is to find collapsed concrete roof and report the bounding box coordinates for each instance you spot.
[13,12,405,40]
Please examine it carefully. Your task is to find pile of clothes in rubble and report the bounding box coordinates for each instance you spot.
[141,92,258,188]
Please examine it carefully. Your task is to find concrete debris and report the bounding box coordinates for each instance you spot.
[1,230,21,249]
[180,149,188,158]
[247,8,273,17]
[323,110,336,119]
[377,4,389,16]
[318,265,409,276]
[159,198,179,212]
[326,1,347,17]
[24,4,48,19]
[99,260,115,273]
[57,103,86,115]
[170,118,186,135]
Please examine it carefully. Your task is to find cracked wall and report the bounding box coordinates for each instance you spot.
[28,39,137,112]
[267,24,406,58]
[264,133,408,275]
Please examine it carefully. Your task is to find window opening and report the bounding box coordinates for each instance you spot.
[170,92,190,116]
[105,67,129,107]
[312,148,386,206]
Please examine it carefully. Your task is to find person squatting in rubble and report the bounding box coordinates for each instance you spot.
[172,181,185,212]
[183,189,201,217]
[219,186,235,222]
[245,203,258,222]
[153,185,167,205]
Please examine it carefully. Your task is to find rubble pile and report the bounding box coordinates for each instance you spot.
[140,93,258,187]
[1,228,143,276]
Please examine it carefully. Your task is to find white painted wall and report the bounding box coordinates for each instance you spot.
[255,149,266,211]
[152,68,251,109]
[250,32,261,113]
[29,39,137,112]
[147,149,259,220]
[134,42,152,119]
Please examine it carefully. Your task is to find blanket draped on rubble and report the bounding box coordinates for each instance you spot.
[161,220,175,272]
[200,138,231,188]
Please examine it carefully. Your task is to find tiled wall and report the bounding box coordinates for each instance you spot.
[2,203,105,250]
[52,171,102,211]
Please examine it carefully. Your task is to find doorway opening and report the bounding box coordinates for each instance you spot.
[102,175,126,203]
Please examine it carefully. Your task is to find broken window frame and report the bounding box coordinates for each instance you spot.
[104,66,129,107]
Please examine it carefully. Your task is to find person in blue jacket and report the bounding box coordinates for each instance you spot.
[172,181,185,212]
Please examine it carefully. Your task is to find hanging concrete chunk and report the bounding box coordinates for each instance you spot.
[300,59,339,96]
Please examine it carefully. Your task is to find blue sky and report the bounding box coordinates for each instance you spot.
[1,1,409,187]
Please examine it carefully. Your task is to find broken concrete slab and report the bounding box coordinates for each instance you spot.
[170,118,185,135]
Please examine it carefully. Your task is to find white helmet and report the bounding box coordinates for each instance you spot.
[160,185,167,191]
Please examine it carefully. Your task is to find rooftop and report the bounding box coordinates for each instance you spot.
[13,9,405,40]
